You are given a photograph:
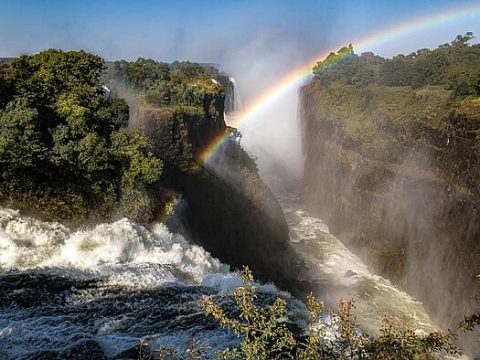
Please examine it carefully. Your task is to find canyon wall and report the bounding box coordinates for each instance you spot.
[132,88,296,289]
[300,81,480,351]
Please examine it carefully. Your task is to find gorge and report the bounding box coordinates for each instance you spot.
[0,35,480,359]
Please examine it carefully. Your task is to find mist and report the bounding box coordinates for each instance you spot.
[218,28,316,183]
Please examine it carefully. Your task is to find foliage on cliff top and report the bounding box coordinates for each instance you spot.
[306,33,480,155]
[313,33,480,98]
[108,58,258,176]
[110,58,224,112]
[304,81,452,151]
[0,49,162,222]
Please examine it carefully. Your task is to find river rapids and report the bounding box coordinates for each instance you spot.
[0,199,461,359]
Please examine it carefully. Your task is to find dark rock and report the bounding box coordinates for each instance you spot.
[61,340,106,360]
[135,90,298,291]
[113,345,151,360]
[344,270,357,278]
[300,80,480,354]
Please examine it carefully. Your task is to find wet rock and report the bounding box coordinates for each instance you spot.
[344,270,357,278]
[113,345,151,360]
[300,79,480,355]
[61,340,106,360]
[137,94,298,291]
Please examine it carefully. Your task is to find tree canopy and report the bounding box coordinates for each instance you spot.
[111,58,223,109]
[313,33,480,97]
[0,49,162,221]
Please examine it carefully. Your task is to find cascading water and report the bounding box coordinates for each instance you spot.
[0,177,464,359]
[0,74,468,360]
[223,77,242,127]
[228,77,243,112]
[225,77,466,359]
[0,207,306,359]
[281,195,440,335]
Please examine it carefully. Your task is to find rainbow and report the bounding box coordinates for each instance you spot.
[199,2,480,164]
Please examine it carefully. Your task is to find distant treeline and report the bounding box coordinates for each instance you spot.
[107,58,223,110]
[313,32,480,97]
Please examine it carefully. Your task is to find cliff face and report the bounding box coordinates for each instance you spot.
[135,91,294,288]
[300,82,480,336]
[104,59,294,287]
[214,75,236,113]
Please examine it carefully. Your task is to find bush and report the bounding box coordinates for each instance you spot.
[313,33,480,98]
[111,58,224,111]
[131,268,479,360]
[204,267,467,359]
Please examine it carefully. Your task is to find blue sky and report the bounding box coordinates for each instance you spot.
[1,0,479,63]
[2,0,479,173]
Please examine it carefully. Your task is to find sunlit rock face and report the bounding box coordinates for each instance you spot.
[300,81,480,355]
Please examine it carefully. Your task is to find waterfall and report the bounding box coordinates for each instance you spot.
[228,77,242,112]
[223,77,242,126]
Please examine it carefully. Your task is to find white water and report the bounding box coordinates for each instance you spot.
[0,207,235,358]
[0,197,467,359]
[0,207,228,286]
[225,77,304,180]
[224,76,451,340]
[281,197,442,336]
[0,207,307,359]
[228,77,243,111]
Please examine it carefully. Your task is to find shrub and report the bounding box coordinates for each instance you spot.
[203,267,466,359]
[124,268,479,359]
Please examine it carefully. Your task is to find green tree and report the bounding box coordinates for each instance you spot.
[0,49,163,221]
[0,97,46,173]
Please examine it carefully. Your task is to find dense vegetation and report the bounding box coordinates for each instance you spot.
[0,50,162,221]
[313,32,480,97]
[305,33,480,159]
[109,58,224,112]
[106,57,256,175]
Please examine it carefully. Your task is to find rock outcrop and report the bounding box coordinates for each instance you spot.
[134,91,295,289]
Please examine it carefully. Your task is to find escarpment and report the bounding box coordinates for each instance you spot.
[143,96,294,288]
[300,79,480,347]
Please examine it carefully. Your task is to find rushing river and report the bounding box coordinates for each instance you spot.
[281,195,440,336]
[0,207,307,359]
[0,200,463,359]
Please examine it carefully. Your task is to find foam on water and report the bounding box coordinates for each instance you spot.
[0,208,229,287]
[283,198,440,335]
[0,207,249,358]
[0,202,465,359]
[0,207,310,359]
